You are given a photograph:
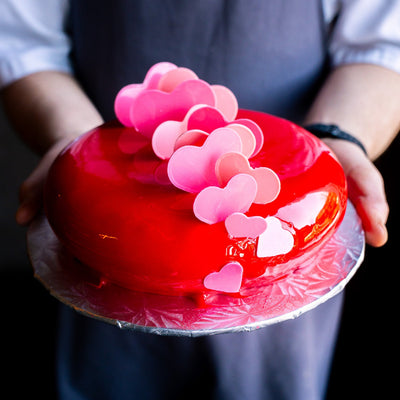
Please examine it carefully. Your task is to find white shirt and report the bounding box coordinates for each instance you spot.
[0,0,400,89]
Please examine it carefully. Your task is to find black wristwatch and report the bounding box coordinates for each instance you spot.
[304,123,368,156]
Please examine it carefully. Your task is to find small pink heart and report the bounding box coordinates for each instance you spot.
[215,152,281,204]
[143,62,178,89]
[193,173,258,224]
[151,103,237,160]
[114,62,177,126]
[151,105,207,160]
[167,127,242,193]
[186,105,263,157]
[203,262,244,293]
[131,79,216,138]
[186,105,227,133]
[226,123,256,158]
[174,129,209,150]
[157,67,199,92]
[152,120,184,160]
[210,84,238,122]
[172,123,255,158]
[256,217,294,257]
[150,96,239,155]
[234,118,264,157]
[225,212,267,239]
[114,84,143,127]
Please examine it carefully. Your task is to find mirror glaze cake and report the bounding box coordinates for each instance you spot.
[44,63,347,303]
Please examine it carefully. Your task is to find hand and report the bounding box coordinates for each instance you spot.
[16,138,73,226]
[0,72,104,226]
[323,139,389,247]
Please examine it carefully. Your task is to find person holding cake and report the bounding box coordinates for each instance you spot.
[1,1,400,399]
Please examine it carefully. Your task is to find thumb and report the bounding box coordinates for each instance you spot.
[346,160,389,247]
[323,139,389,247]
[16,138,72,226]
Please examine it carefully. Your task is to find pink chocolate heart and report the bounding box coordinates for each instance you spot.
[210,84,238,122]
[156,67,237,121]
[234,118,264,157]
[157,67,199,92]
[152,120,185,160]
[143,62,178,89]
[186,105,227,133]
[227,123,256,158]
[193,173,258,224]
[167,127,242,193]
[152,104,263,160]
[203,262,244,293]
[114,62,177,126]
[215,152,281,204]
[173,126,253,156]
[131,79,216,138]
[174,129,209,150]
[186,105,264,157]
[256,217,294,257]
[225,212,267,239]
[151,105,207,160]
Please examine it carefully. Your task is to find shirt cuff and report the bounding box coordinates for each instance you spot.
[0,47,73,89]
[330,41,400,75]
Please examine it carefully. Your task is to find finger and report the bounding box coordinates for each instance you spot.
[16,161,48,226]
[346,161,389,247]
[16,138,71,226]
[323,139,389,247]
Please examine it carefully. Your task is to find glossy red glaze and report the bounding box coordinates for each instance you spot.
[44,110,347,297]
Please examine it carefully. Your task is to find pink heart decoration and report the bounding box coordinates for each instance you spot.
[186,105,264,157]
[130,79,216,138]
[256,217,294,257]
[225,212,267,239]
[142,62,178,89]
[114,84,143,127]
[114,62,177,126]
[210,84,238,122]
[193,173,258,224]
[167,128,243,193]
[151,104,207,160]
[157,67,199,92]
[203,262,244,293]
[151,104,264,160]
[226,123,256,158]
[234,119,264,157]
[152,120,186,160]
[215,152,281,204]
[186,105,227,133]
[174,129,209,150]
[173,126,254,157]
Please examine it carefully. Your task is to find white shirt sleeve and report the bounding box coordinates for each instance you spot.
[326,0,400,74]
[1,0,399,91]
[0,0,72,89]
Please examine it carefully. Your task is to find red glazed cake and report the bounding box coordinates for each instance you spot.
[44,63,347,303]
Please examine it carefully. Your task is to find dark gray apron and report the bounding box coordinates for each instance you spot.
[57,2,342,399]
[68,0,328,123]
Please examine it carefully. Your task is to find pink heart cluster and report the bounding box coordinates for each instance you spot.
[115,62,282,229]
[114,63,291,294]
[114,62,238,138]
